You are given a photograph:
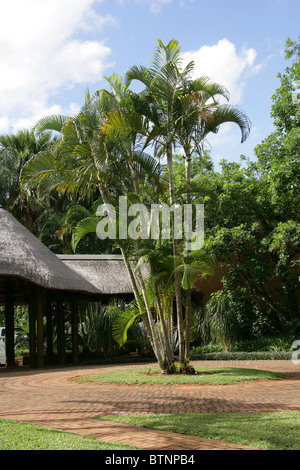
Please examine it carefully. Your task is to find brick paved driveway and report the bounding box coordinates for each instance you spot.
[0,360,299,450]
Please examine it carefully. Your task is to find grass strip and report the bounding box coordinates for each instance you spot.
[74,366,285,386]
[96,411,300,450]
[0,419,138,450]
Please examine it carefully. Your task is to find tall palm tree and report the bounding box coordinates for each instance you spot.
[0,129,55,231]
[124,38,251,362]
[22,89,114,205]
[23,82,171,370]
[73,78,172,369]
[35,200,104,254]
[125,38,195,362]
[100,74,177,369]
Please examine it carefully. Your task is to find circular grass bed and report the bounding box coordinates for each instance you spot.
[73,366,285,386]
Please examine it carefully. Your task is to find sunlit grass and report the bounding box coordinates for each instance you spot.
[74,366,285,386]
[0,420,138,450]
[97,412,300,450]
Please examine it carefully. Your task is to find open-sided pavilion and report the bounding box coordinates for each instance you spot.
[0,208,133,369]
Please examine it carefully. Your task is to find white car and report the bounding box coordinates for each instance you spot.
[0,328,5,364]
[0,340,5,364]
[0,326,28,365]
[0,327,5,341]
[0,326,27,340]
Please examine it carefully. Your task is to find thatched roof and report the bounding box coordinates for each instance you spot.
[57,255,134,296]
[0,208,100,298]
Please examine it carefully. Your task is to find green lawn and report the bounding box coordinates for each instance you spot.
[74,366,285,386]
[0,420,138,450]
[97,412,300,450]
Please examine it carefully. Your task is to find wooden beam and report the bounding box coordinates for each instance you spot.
[36,287,44,368]
[71,294,79,365]
[56,292,66,366]
[46,292,54,365]
[5,279,15,367]
[28,287,36,368]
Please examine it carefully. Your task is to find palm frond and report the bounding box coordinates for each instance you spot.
[71,216,100,251]
[102,107,147,137]
[112,301,143,345]
[175,251,215,290]
[192,77,230,102]
[21,152,58,189]
[205,104,251,143]
[34,115,69,135]
[151,38,182,72]
[64,204,92,226]
[125,65,152,87]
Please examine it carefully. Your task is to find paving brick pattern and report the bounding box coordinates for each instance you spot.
[0,360,299,450]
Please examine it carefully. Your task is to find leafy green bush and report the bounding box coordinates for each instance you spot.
[190,351,292,361]
[78,300,124,358]
[232,337,293,352]
[191,335,294,358]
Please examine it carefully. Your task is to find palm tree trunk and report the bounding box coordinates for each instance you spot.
[127,155,170,369]
[184,289,192,358]
[97,181,112,205]
[184,153,192,359]
[129,159,140,195]
[121,250,154,347]
[153,281,174,365]
[167,141,185,363]
[136,269,166,370]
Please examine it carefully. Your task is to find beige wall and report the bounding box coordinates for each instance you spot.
[195,266,227,304]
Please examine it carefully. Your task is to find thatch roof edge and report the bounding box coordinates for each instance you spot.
[0,208,100,295]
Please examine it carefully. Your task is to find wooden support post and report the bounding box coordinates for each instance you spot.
[5,279,15,368]
[36,287,44,368]
[71,294,79,365]
[28,285,37,368]
[46,292,54,365]
[56,293,66,366]
[28,285,44,368]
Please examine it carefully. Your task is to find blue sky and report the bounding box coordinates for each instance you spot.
[0,0,299,167]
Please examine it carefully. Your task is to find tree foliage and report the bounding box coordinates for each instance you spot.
[199,38,300,333]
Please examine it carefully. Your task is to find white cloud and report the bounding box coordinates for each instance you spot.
[133,0,194,12]
[181,39,263,162]
[130,0,172,13]
[182,38,262,105]
[0,0,115,134]
[149,0,172,12]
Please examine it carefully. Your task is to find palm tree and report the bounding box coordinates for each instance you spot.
[125,39,196,362]
[35,200,104,254]
[100,74,174,369]
[125,39,251,362]
[203,291,239,352]
[22,89,116,205]
[0,129,55,231]
[23,82,171,370]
